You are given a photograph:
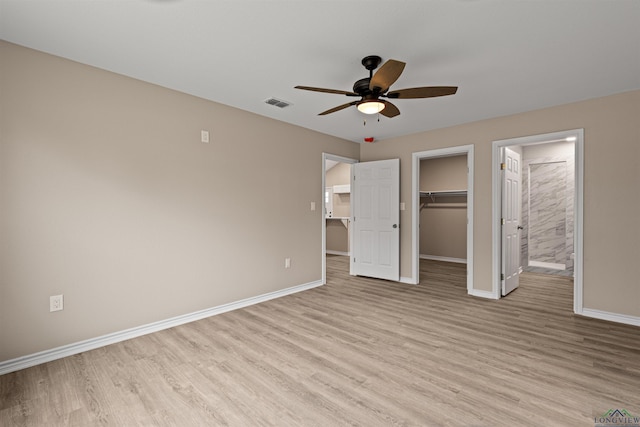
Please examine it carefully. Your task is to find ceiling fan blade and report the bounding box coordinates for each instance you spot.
[318,101,358,115]
[295,86,359,96]
[369,59,406,93]
[380,100,400,118]
[386,86,458,99]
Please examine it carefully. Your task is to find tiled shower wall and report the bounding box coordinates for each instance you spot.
[521,143,574,276]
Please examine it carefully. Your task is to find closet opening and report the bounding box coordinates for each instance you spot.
[419,156,468,265]
[411,145,474,292]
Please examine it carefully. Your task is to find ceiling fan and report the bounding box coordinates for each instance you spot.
[295,55,458,118]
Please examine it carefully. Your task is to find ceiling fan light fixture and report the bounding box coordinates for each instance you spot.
[357,100,385,115]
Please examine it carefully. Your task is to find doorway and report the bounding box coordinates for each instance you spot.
[418,155,468,265]
[523,142,576,277]
[322,153,357,284]
[411,145,474,291]
[492,129,584,313]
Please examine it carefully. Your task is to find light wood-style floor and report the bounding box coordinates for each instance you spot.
[2,256,639,426]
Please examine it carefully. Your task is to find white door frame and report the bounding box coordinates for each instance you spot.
[411,145,474,292]
[322,153,358,285]
[491,129,584,314]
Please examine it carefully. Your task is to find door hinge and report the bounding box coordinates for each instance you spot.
[501,273,505,281]
[501,218,505,225]
[500,162,506,170]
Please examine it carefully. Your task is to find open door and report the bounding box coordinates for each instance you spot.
[502,147,522,295]
[351,159,400,281]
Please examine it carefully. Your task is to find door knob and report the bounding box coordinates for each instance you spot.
[517,225,523,230]
[393,224,398,229]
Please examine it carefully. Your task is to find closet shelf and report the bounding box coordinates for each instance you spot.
[333,184,350,194]
[420,190,467,201]
[420,190,467,210]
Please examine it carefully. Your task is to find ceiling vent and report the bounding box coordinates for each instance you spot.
[264,97,292,109]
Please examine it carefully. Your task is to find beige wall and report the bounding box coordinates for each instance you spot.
[419,155,467,191]
[361,90,640,317]
[326,221,349,254]
[0,41,359,362]
[419,156,467,260]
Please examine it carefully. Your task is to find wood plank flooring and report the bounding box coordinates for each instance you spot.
[1,256,639,426]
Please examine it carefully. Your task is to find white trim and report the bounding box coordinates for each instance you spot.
[528,260,566,270]
[580,308,640,328]
[412,145,474,291]
[322,153,358,285]
[399,276,416,285]
[468,288,500,300]
[491,129,584,311]
[573,134,585,314]
[0,280,322,376]
[325,250,350,256]
[420,254,467,264]
[492,141,502,299]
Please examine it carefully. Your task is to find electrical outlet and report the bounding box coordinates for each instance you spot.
[50,294,63,312]
[285,258,291,269]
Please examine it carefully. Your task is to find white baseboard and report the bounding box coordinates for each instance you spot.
[400,276,418,285]
[325,250,350,256]
[420,254,467,264]
[580,308,640,327]
[528,260,566,270]
[0,280,323,376]
[468,288,499,300]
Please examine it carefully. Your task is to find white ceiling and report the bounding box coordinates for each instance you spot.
[1,1,639,143]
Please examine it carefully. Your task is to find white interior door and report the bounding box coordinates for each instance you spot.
[502,147,522,295]
[351,159,400,281]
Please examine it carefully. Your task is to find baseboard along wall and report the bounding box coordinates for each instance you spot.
[325,250,350,256]
[420,254,467,264]
[3,277,639,376]
[0,280,323,376]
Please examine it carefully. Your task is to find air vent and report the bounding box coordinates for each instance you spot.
[264,97,292,109]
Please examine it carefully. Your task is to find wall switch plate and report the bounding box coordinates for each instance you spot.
[285,258,291,268]
[50,294,63,312]
[201,130,210,143]
[310,202,316,211]
[400,202,406,211]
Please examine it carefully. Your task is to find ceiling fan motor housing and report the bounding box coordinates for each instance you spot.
[353,78,372,96]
